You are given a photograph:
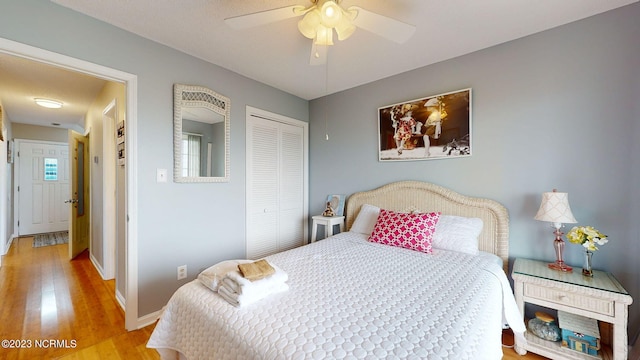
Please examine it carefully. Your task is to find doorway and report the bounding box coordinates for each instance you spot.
[14,140,70,236]
[0,37,140,330]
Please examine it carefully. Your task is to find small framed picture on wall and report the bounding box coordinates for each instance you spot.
[116,120,125,144]
[7,140,14,163]
[116,120,125,166]
[117,142,125,166]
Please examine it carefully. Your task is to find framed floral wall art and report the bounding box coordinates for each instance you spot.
[378,88,471,161]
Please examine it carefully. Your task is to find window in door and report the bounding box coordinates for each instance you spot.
[44,158,58,181]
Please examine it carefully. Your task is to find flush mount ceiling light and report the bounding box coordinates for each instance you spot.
[35,98,63,109]
[225,0,415,65]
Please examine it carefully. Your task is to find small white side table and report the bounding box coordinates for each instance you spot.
[310,215,345,243]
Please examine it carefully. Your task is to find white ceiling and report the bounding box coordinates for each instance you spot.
[0,53,107,131]
[51,0,637,100]
[0,0,636,130]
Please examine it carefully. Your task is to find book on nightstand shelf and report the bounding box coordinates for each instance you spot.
[558,311,601,357]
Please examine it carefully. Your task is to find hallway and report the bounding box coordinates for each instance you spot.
[0,237,158,359]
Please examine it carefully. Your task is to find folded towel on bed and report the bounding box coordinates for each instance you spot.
[197,259,253,292]
[218,262,289,307]
[238,259,275,281]
[219,280,289,307]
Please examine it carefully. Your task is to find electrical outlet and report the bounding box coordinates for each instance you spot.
[177,265,187,280]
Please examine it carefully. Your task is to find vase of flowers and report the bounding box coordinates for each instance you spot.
[566,226,609,277]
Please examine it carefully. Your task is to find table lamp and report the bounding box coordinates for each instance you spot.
[534,189,577,272]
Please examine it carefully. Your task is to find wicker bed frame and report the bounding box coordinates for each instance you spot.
[345,181,510,271]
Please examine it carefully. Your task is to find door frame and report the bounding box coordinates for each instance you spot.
[13,139,69,237]
[0,37,140,331]
[101,100,117,280]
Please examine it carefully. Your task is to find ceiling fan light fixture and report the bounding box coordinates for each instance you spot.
[35,98,63,109]
[320,1,342,28]
[314,25,334,46]
[334,17,356,40]
[298,9,321,39]
[297,0,358,46]
[226,1,416,65]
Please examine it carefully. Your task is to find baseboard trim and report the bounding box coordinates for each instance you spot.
[136,307,165,330]
[115,289,126,311]
[3,235,15,256]
[89,252,106,280]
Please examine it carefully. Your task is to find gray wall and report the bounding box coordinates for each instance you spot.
[309,3,640,340]
[632,16,640,345]
[1,108,12,253]
[0,0,308,316]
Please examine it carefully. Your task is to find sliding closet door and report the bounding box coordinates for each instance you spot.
[277,123,304,251]
[247,118,279,258]
[246,108,307,259]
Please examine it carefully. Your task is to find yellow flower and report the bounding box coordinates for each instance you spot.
[566,226,609,251]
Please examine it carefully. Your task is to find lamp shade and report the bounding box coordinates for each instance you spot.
[534,190,577,224]
[320,1,342,28]
[298,9,321,39]
[334,17,356,40]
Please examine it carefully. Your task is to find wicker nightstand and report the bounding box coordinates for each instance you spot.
[512,258,633,360]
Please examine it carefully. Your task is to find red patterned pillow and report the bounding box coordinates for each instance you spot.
[368,209,441,253]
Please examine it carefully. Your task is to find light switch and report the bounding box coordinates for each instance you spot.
[157,168,168,183]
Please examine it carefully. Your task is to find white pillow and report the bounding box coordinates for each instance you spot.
[432,215,483,255]
[349,204,381,235]
[197,259,252,292]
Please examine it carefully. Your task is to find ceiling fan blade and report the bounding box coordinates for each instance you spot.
[349,6,416,44]
[225,5,306,29]
[309,43,327,66]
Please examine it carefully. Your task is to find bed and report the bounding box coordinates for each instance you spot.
[147,181,525,359]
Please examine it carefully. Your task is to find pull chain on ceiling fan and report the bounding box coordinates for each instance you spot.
[225,0,415,65]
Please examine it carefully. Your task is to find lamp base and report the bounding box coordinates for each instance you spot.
[548,261,573,272]
[548,226,572,272]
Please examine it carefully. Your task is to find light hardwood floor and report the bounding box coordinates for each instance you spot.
[502,331,548,360]
[0,236,549,359]
[0,237,159,360]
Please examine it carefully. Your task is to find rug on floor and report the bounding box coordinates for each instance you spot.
[33,231,69,248]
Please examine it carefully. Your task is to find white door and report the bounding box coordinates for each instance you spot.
[17,140,69,235]
[277,123,305,251]
[246,107,308,259]
[247,118,279,258]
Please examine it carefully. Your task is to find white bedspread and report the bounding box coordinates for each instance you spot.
[148,232,524,359]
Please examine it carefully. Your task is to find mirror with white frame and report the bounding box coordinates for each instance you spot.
[173,84,230,182]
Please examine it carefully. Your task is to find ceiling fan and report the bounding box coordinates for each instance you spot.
[225,0,416,65]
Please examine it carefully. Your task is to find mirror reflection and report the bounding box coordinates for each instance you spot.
[174,84,230,183]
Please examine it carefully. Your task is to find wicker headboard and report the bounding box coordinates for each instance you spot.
[345,181,509,270]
